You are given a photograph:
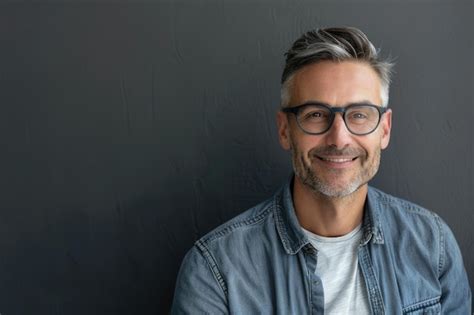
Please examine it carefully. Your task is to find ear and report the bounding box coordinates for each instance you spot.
[277,110,291,151]
[380,108,392,150]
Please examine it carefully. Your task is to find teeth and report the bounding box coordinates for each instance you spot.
[321,157,353,163]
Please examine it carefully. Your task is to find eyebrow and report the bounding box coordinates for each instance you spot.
[299,100,379,107]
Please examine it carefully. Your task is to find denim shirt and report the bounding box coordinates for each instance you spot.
[171,177,471,314]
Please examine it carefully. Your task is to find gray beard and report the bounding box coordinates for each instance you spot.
[290,140,381,199]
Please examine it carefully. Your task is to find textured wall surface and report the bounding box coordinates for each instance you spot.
[0,1,472,313]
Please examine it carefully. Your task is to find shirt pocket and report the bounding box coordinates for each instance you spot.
[402,297,441,315]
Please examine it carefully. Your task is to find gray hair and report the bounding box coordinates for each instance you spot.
[281,27,394,107]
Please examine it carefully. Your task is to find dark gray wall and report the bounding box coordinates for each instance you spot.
[1,1,472,313]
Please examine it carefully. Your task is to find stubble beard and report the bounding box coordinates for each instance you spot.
[289,137,381,199]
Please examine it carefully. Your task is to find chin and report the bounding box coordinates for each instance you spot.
[312,180,365,198]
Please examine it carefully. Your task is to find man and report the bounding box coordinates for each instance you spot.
[171,27,471,314]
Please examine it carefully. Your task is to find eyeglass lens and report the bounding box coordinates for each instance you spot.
[296,105,381,135]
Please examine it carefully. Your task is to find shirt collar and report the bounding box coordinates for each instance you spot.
[362,186,385,245]
[274,174,385,255]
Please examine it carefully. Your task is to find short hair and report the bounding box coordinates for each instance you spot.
[281,27,394,107]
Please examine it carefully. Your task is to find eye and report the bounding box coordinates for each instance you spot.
[351,112,368,119]
[303,110,329,121]
[309,112,323,118]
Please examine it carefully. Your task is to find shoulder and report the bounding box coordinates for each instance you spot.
[368,186,443,227]
[368,186,459,269]
[368,186,449,252]
[367,187,471,311]
[174,194,279,300]
[182,193,280,297]
[195,193,277,253]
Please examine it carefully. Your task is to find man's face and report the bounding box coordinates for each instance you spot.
[277,61,392,198]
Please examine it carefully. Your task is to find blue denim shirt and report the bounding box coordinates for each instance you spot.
[171,176,471,314]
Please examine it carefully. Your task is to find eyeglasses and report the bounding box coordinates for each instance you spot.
[281,102,388,135]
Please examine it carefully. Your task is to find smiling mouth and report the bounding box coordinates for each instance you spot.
[316,156,358,163]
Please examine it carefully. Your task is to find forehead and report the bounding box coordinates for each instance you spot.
[290,60,382,106]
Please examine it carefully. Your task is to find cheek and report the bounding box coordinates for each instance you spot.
[290,135,318,155]
[287,123,326,155]
[356,139,379,159]
[289,137,312,163]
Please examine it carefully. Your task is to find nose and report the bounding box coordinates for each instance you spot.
[324,113,353,148]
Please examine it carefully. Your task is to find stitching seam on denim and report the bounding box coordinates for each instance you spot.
[195,240,229,298]
[402,296,441,313]
[199,203,273,244]
[435,215,445,276]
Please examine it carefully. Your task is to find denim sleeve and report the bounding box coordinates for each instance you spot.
[438,217,472,314]
[171,246,228,314]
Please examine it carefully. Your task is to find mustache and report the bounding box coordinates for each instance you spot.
[310,146,365,158]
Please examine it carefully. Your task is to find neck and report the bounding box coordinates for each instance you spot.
[293,175,367,237]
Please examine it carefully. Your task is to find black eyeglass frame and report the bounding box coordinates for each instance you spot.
[281,102,388,136]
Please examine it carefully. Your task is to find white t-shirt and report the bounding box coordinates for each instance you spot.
[302,224,371,314]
